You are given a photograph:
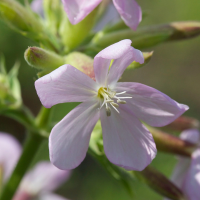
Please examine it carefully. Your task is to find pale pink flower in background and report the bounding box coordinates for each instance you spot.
[164,129,200,200]
[62,0,142,30]
[14,162,71,200]
[35,39,188,171]
[0,132,21,182]
[31,0,43,16]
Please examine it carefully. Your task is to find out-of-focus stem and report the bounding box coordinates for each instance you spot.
[148,126,195,157]
[134,166,186,200]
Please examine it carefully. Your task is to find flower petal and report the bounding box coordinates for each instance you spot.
[62,0,102,24]
[107,47,144,87]
[183,149,200,200]
[100,104,157,171]
[35,65,98,108]
[113,0,142,30]
[115,82,189,127]
[31,0,43,16]
[18,162,70,195]
[170,157,191,189]
[180,129,200,144]
[94,39,142,86]
[0,133,21,182]
[49,101,100,170]
[39,193,69,200]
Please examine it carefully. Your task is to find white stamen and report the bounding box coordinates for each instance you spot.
[98,87,131,116]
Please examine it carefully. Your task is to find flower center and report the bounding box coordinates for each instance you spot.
[97,87,132,116]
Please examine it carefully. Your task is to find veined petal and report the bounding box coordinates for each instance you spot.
[180,129,200,144]
[38,193,69,200]
[0,133,21,182]
[115,82,189,127]
[170,157,191,189]
[62,0,102,24]
[49,101,100,170]
[35,65,98,108]
[94,39,142,86]
[18,162,70,195]
[107,47,144,88]
[183,149,200,200]
[100,104,157,171]
[113,0,142,30]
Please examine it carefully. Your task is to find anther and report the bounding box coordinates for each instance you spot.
[106,106,111,116]
[111,102,119,107]
[117,100,126,104]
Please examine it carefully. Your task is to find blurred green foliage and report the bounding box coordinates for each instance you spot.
[0,0,200,200]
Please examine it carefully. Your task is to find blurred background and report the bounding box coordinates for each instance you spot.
[0,0,200,199]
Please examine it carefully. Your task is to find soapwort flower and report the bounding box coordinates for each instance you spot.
[35,39,188,171]
[165,129,200,200]
[62,0,142,30]
[0,132,21,182]
[14,162,70,200]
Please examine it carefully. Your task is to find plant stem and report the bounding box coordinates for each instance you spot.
[0,133,44,200]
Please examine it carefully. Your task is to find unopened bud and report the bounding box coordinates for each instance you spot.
[0,0,43,35]
[165,116,200,131]
[24,47,65,71]
[135,166,186,200]
[65,52,95,80]
[59,7,99,52]
[126,51,153,70]
[147,126,196,157]
[92,21,200,50]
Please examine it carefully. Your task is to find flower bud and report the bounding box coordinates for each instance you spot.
[165,116,200,131]
[59,7,99,52]
[147,126,196,157]
[43,0,63,35]
[92,21,200,50]
[24,47,65,71]
[65,52,95,80]
[126,51,153,70]
[0,57,21,110]
[0,0,43,37]
[135,166,186,200]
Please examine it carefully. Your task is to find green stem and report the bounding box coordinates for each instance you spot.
[0,133,44,200]
[1,106,35,131]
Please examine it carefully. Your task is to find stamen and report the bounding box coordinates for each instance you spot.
[110,103,120,113]
[117,100,126,104]
[98,87,131,116]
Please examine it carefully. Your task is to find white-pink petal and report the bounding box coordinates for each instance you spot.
[62,0,102,24]
[18,162,70,195]
[115,82,189,127]
[49,101,100,170]
[0,133,21,182]
[107,47,144,87]
[113,0,142,30]
[39,193,69,200]
[180,129,200,144]
[100,104,157,171]
[94,39,142,86]
[35,65,98,108]
[183,149,200,200]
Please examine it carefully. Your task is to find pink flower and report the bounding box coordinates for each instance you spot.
[14,162,70,200]
[165,129,200,200]
[31,0,43,16]
[62,0,142,30]
[35,39,188,171]
[0,132,21,182]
